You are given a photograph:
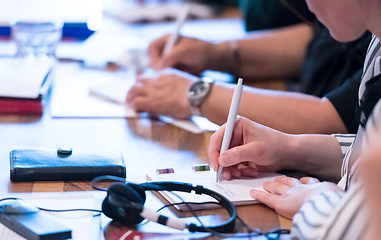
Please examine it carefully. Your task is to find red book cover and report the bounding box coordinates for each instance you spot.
[0,96,43,115]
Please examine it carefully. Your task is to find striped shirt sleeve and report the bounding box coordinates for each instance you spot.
[291,182,368,240]
[331,134,356,157]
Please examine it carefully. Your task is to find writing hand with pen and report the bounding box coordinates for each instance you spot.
[148,35,226,75]
[146,2,233,75]
[208,116,342,219]
[208,117,284,181]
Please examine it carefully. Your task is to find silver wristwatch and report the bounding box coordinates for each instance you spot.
[187,77,215,116]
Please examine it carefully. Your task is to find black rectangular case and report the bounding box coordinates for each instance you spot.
[9,148,126,181]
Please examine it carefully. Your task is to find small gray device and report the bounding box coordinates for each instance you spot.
[187,77,215,116]
[0,199,72,240]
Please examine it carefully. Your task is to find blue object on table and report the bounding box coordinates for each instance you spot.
[61,22,95,40]
[0,22,95,40]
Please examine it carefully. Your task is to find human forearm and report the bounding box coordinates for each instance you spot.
[239,89,348,134]
[282,133,343,181]
[212,23,313,79]
[201,83,347,134]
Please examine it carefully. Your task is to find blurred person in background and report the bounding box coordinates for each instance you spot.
[126,0,370,135]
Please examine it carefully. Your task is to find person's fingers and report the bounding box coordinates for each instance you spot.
[300,177,320,184]
[236,163,259,178]
[262,181,290,195]
[236,163,247,170]
[148,35,169,70]
[250,189,280,210]
[220,167,232,181]
[240,167,259,178]
[126,84,146,103]
[136,75,150,83]
[230,167,242,179]
[129,97,154,113]
[218,142,261,167]
[274,176,301,187]
[160,48,182,69]
[218,165,258,180]
[208,124,227,171]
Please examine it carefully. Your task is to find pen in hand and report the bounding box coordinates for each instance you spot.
[162,3,192,56]
[216,78,243,182]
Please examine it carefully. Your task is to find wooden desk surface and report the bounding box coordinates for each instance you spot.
[0,84,291,239]
[0,8,290,239]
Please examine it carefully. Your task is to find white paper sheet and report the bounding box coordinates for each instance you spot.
[0,57,52,98]
[146,170,283,210]
[50,63,138,118]
[50,63,219,133]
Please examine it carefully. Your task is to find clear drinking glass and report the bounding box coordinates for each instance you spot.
[11,21,63,58]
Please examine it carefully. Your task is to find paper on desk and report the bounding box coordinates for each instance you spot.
[50,63,219,133]
[0,57,52,98]
[50,63,137,118]
[88,72,219,133]
[66,18,245,68]
[159,115,219,133]
[146,170,284,210]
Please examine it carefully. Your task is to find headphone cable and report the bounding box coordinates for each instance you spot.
[156,194,290,239]
[157,192,256,238]
[90,176,291,238]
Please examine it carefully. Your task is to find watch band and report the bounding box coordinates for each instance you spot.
[189,104,202,116]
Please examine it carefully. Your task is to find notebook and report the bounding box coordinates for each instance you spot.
[146,170,283,211]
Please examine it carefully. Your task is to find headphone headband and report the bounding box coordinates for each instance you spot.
[139,181,237,232]
[94,176,237,233]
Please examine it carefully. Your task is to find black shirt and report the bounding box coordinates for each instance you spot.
[302,22,371,133]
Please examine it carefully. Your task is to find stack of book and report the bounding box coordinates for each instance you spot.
[0,57,53,115]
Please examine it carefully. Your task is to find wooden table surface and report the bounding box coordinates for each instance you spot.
[0,78,291,239]
[0,8,291,239]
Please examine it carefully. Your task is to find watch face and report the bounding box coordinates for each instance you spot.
[189,82,209,96]
[188,78,214,107]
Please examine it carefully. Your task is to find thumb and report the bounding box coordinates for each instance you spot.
[159,53,178,69]
[160,42,185,69]
[148,35,169,69]
[218,146,244,167]
[219,143,256,167]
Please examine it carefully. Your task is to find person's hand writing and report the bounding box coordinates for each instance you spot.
[126,68,197,118]
[250,176,342,219]
[208,117,289,180]
[149,35,225,75]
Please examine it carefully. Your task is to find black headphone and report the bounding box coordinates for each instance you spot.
[95,177,237,233]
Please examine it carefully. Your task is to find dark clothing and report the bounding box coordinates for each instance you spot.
[301,22,371,97]
[357,74,381,128]
[240,0,313,31]
[325,71,361,133]
[204,0,312,31]
[301,23,372,133]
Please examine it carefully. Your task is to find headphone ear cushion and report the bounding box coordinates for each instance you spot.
[102,183,146,225]
[125,182,146,203]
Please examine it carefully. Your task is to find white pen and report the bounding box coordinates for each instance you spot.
[216,78,243,182]
[162,3,192,56]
